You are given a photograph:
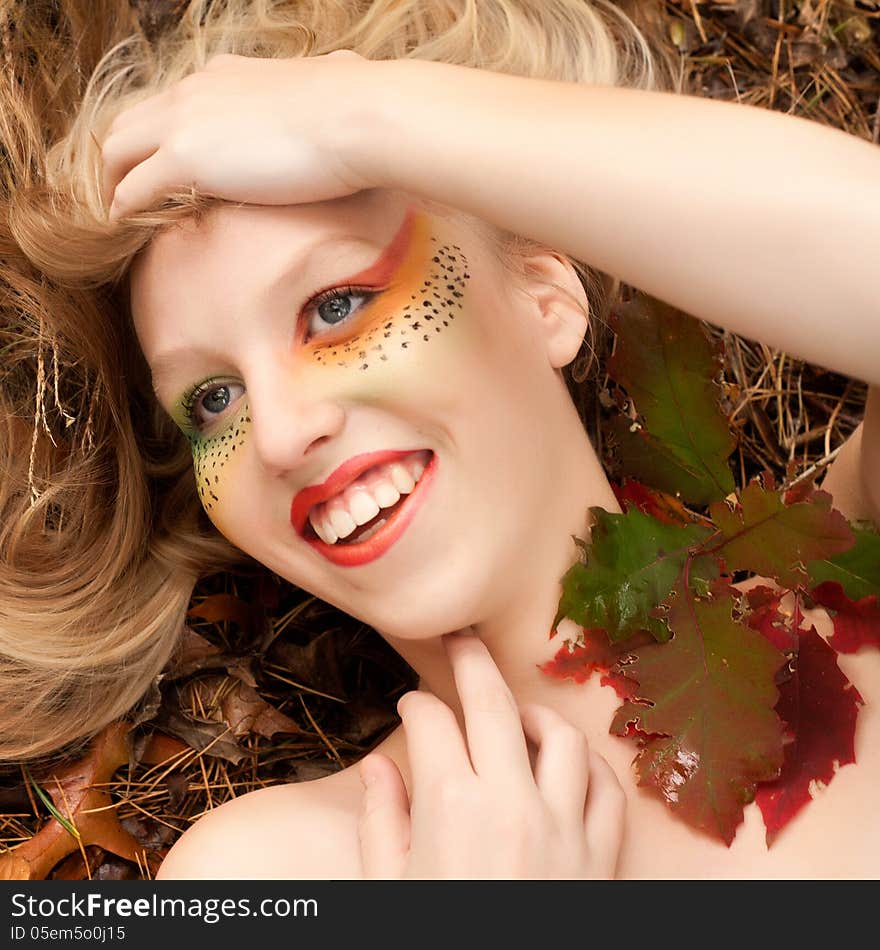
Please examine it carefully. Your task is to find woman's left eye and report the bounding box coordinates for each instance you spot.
[305,286,376,338]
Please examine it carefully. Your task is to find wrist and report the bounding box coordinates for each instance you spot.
[332,56,418,193]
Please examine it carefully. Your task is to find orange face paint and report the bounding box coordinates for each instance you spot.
[304,208,470,372]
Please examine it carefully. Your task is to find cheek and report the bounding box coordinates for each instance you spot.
[304,238,473,392]
[189,401,252,530]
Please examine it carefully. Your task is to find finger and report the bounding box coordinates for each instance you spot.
[518,703,590,829]
[108,149,184,221]
[582,751,627,868]
[397,689,472,785]
[357,754,410,880]
[101,98,169,207]
[443,632,533,784]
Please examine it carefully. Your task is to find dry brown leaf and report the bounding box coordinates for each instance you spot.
[155,711,248,764]
[187,593,252,630]
[166,626,224,679]
[0,722,146,881]
[219,681,305,740]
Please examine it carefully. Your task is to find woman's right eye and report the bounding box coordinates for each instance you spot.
[182,380,245,430]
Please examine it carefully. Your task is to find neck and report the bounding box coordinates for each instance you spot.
[381,416,621,730]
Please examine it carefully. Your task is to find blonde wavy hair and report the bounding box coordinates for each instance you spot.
[0,0,678,761]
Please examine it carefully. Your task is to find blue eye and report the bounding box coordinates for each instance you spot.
[180,380,245,430]
[306,285,375,337]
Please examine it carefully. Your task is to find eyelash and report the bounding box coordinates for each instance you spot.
[179,284,378,431]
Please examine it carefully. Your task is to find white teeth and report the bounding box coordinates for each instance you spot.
[372,479,401,509]
[388,463,416,495]
[305,451,431,545]
[309,514,337,545]
[328,507,357,540]
[345,488,381,526]
[406,456,427,482]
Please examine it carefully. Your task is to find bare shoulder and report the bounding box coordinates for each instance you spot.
[156,763,365,880]
[820,385,880,526]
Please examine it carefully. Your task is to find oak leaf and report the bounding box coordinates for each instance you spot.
[0,723,150,881]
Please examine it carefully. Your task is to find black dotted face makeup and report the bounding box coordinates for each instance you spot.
[183,210,472,518]
[188,404,252,512]
[310,216,471,371]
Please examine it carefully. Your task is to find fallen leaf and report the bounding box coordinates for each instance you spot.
[154,708,249,765]
[0,723,147,881]
[187,593,252,631]
[218,680,305,740]
[165,626,223,680]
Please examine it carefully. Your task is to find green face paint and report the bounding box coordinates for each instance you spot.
[185,400,251,514]
[174,207,472,524]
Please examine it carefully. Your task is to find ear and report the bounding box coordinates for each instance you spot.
[514,252,589,369]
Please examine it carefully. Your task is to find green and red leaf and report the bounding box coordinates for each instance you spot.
[610,582,787,844]
[807,523,880,601]
[606,296,736,505]
[709,481,854,589]
[753,614,864,846]
[553,507,716,642]
[810,582,880,653]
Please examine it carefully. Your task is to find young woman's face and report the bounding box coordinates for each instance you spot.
[131,189,587,639]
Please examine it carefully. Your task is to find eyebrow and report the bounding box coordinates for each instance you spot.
[148,232,369,397]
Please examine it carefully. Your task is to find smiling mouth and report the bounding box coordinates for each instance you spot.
[304,450,431,545]
[290,449,436,567]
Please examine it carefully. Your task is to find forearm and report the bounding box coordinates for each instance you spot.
[355,59,880,385]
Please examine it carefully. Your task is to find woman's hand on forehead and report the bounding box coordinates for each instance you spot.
[101,50,378,220]
[356,631,626,879]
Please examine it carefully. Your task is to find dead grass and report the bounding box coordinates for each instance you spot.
[1,0,875,879]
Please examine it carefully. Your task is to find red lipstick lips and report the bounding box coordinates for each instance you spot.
[290,450,436,567]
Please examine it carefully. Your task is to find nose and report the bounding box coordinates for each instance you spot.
[246,364,346,475]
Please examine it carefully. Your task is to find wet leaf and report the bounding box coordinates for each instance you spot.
[810,582,880,653]
[610,582,787,845]
[554,506,716,642]
[807,523,880,601]
[612,477,697,526]
[710,481,854,589]
[754,617,863,846]
[541,629,627,684]
[607,295,736,505]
